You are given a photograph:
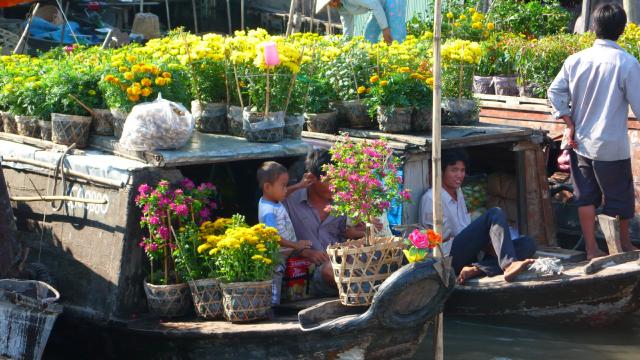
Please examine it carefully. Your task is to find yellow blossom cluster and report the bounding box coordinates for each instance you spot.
[442,39,482,64]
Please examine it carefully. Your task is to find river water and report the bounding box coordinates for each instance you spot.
[415,314,640,359]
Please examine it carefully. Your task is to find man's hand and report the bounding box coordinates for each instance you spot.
[300,248,330,265]
[560,115,578,149]
[295,240,313,251]
[382,28,393,45]
[372,217,383,232]
[345,223,365,239]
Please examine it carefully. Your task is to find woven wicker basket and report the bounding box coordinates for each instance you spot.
[51,113,91,148]
[327,237,405,306]
[377,107,412,133]
[143,279,193,318]
[188,278,223,320]
[220,280,272,322]
[91,108,114,136]
[335,100,374,129]
[243,110,284,143]
[38,120,52,141]
[192,101,227,134]
[0,111,17,133]
[304,111,339,134]
[227,105,244,137]
[15,115,40,138]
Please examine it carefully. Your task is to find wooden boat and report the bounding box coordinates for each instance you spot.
[446,250,640,326]
[47,259,454,359]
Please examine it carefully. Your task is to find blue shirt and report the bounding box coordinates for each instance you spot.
[338,0,388,38]
[258,197,297,243]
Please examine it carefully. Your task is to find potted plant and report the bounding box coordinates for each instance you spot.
[197,215,280,322]
[365,70,412,133]
[322,135,410,306]
[136,178,218,318]
[43,55,105,146]
[323,39,375,129]
[169,178,222,319]
[99,52,190,138]
[179,32,229,134]
[299,68,339,134]
[441,39,482,125]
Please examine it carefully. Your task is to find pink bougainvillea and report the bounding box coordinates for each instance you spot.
[322,133,410,225]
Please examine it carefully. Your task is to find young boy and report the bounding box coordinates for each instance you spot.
[257,161,312,304]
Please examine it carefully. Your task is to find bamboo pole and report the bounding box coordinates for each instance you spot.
[14,3,39,55]
[286,0,298,36]
[165,0,172,30]
[432,0,444,358]
[192,0,199,34]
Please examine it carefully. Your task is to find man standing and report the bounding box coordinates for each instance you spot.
[548,2,640,259]
[315,0,407,44]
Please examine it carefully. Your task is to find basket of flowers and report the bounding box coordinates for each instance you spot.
[323,134,410,306]
[196,215,280,322]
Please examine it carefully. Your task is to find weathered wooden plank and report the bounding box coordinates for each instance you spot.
[475,93,551,105]
[524,148,544,243]
[0,132,84,154]
[536,146,556,246]
[479,101,554,113]
[480,108,554,122]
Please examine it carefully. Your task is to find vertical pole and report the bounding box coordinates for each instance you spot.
[431,0,444,359]
[241,0,245,30]
[624,0,639,24]
[310,0,317,33]
[226,0,232,35]
[286,0,298,36]
[165,0,172,30]
[14,3,40,54]
[327,7,333,35]
[192,0,199,34]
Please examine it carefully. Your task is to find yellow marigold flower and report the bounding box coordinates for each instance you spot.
[251,254,263,260]
[398,66,411,73]
[141,78,152,87]
[141,88,152,97]
[197,243,211,254]
[162,72,172,79]
[472,12,483,22]
[446,12,454,19]
[208,248,219,256]
[357,86,366,94]
[370,75,379,83]
[459,14,467,21]
[472,22,482,29]
[128,94,140,102]
[262,258,272,265]
[453,22,460,28]
[131,64,141,73]
[123,72,134,80]
[487,22,495,31]
[380,80,389,86]
[155,77,166,86]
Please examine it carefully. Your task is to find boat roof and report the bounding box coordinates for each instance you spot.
[302,123,543,152]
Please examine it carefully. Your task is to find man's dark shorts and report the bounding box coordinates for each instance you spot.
[569,151,635,219]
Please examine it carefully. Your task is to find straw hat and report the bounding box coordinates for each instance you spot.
[315,0,332,14]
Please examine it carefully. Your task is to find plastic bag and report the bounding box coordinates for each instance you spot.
[119,94,194,151]
[242,109,285,131]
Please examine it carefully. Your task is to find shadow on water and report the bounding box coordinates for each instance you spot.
[416,314,640,360]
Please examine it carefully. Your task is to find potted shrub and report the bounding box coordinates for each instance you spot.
[409,61,434,132]
[136,178,218,318]
[322,135,410,305]
[323,39,375,129]
[365,70,413,133]
[169,178,223,319]
[180,32,229,134]
[99,52,190,138]
[197,215,280,322]
[441,39,482,125]
[300,73,339,134]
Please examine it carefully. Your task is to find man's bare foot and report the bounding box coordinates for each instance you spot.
[456,266,483,285]
[622,244,639,252]
[503,259,535,282]
[586,248,607,260]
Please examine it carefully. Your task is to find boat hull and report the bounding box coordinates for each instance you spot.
[446,259,640,326]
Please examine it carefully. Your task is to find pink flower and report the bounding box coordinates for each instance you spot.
[209,201,218,210]
[379,200,390,209]
[363,147,381,158]
[409,230,429,249]
[401,190,411,200]
[180,178,195,190]
[148,243,158,252]
[158,180,170,188]
[138,184,151,195]
[199,207,211,220]
[174,189,184,196]
[173,204,189,217]
[338,169,348,177]
[138,240,146,248]
[158,226,170,240]
[344,157,356,165]
[148,216,161,225]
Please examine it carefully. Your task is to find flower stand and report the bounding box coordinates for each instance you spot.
[188,278,224,320]
[327,237,405,306]
[220,280,272,322]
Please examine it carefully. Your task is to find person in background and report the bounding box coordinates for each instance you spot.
[419,149,536,284]
[315,0,407,44]
[548,2,640,260]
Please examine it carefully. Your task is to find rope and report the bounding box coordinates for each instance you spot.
[50,144,76,212]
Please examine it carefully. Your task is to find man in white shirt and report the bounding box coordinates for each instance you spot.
[419,149,536,284]
[548,2,640,260]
